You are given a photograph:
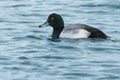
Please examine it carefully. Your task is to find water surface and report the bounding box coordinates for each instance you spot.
[0,0,120,80]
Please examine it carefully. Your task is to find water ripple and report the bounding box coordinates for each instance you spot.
[97,74,120,80]
[33,55,75,60]
[8,4,32,8]
[63,72,96,77]
[17,56,29,60]
[0,0,120,80]
[81,4,120,9]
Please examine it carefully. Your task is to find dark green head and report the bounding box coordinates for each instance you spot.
[47,13,64,28]
[39,13,64,39]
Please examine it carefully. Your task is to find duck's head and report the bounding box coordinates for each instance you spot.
[40,13,64,28]
[47,13,64,28]
[39,13,64,39]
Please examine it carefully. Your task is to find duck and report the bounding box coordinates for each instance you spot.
[39,13,108,39]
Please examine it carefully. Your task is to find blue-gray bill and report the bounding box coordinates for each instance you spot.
[39,21,49,28]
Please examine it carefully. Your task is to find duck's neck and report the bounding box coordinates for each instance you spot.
[52,27,64,39]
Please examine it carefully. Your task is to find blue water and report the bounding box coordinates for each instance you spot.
[0,0,120,80]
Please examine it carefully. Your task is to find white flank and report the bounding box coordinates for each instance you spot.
[60,29,90,38]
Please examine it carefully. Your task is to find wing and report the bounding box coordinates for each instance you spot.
[63,24,107,38]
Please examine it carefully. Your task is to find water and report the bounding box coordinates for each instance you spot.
[0,0,120,80]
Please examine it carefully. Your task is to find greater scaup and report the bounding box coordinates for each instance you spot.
[39,13,108,39]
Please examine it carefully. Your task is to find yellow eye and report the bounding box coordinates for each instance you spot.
[51,17,54,20]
